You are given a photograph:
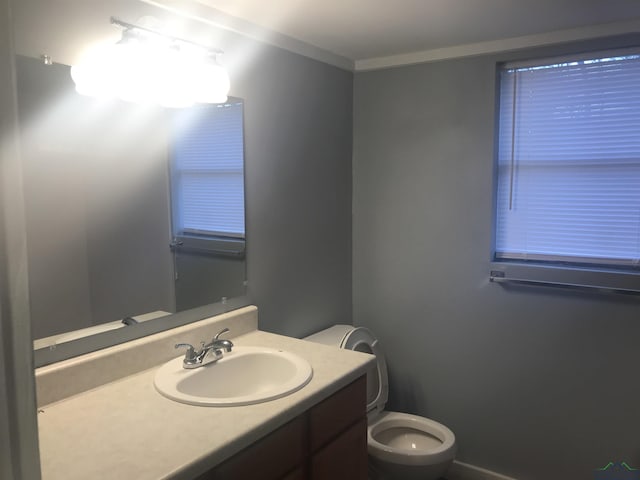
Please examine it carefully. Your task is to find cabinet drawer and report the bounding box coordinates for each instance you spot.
[309,375,366,452]
[198,416,306,480]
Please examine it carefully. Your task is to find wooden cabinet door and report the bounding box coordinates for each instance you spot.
[310,417,368,480]
[195,416,306,480]
[309,376,366,451]
[281,466,306,480]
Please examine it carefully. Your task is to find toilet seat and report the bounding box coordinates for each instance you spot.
[368,411,456,466]
[341,327,389,418]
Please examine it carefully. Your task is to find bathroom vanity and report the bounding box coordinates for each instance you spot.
[35,306,373,479]
[197,377,367,479]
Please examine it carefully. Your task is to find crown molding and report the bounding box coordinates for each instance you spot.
[355,17,640,71]
[141,0,354,71]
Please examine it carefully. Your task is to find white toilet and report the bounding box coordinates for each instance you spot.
[305,325,456,480]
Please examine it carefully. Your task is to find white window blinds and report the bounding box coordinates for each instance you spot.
[170,102,245,238]
[495,49,640,268]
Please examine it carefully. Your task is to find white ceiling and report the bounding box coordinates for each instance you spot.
[191,0,640,70]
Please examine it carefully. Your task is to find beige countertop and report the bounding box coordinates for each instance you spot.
[37,329,374,480]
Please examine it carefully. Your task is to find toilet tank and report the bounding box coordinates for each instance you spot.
[304,325,389,417]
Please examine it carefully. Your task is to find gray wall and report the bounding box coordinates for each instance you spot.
[238,46,353,337]
[353,35,640,480]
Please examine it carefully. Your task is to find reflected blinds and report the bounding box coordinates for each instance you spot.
[171,102,245,238]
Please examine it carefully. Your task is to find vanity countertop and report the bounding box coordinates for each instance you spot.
[37,329,374,480]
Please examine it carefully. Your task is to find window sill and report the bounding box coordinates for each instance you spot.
[489,261,640,294]
[172,235,245,258]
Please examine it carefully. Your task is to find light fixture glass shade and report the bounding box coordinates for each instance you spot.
[156,48,197,108]
[195,62,230,104]
[70,30,230,108]
[71,44,123,98]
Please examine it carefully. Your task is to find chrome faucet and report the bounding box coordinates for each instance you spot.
[208,327,234,353]
[175,328,234,369]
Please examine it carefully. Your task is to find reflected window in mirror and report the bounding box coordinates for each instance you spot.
[170,102,245,241]
[169,100,247,312]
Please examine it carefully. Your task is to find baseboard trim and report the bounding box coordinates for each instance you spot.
[447,460,518,480]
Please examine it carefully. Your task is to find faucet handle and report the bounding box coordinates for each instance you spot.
[209,327,234,352]
[175,343,198,361]
[214,327,230,340]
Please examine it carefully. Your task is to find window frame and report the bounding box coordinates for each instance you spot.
[490,47,640,293]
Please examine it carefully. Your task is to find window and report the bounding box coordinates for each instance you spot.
[170,101,245,253]
[492,48,640,291]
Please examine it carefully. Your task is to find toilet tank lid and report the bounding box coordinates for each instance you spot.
[303,325,354,347]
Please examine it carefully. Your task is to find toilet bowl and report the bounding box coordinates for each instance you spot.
[368,411,456,479]
[305,325,456,480]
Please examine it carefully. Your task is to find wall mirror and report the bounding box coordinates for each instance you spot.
[12,1,250,366]
[11,0,250,366]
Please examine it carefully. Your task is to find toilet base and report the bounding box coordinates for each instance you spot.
[369,456,452,480]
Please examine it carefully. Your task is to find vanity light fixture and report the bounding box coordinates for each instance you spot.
[70,17,230,108]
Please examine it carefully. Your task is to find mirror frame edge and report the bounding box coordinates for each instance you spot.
[34,295,252,367]
[0,0,41,476]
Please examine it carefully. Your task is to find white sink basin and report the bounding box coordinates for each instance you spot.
[154,346,313,406]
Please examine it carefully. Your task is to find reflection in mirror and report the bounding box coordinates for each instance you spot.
[17,55,247,355]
